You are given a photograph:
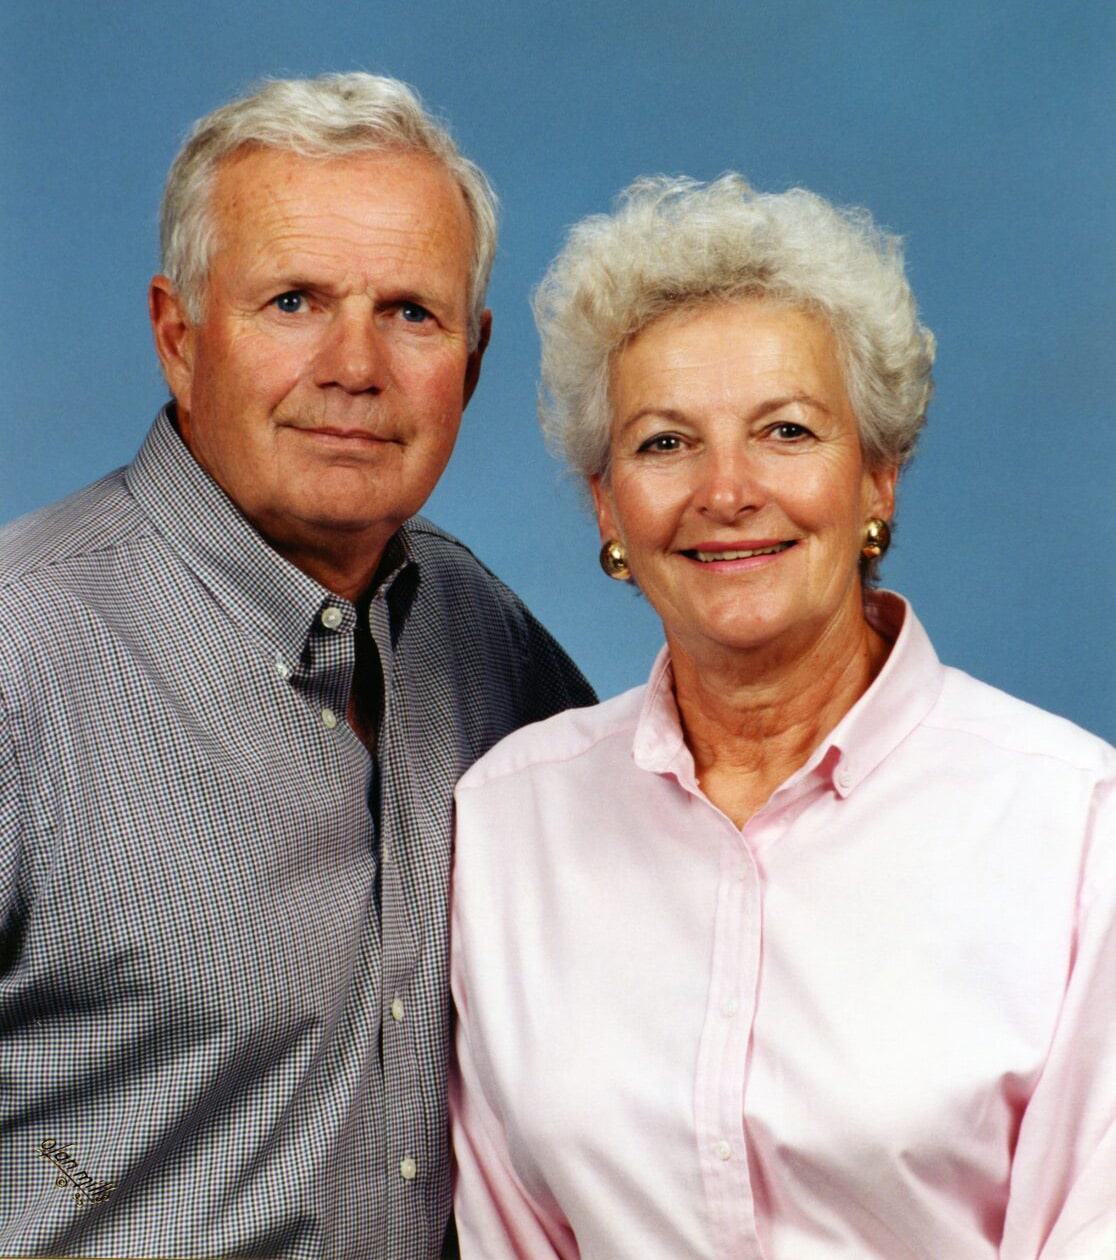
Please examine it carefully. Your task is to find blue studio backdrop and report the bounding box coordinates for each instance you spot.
[2,1,1113,740]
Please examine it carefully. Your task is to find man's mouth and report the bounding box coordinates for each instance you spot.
[297,426,386,439]
[686,541,797,562]
[283,423,400,449]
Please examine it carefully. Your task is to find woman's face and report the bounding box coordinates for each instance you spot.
[591,299,897,671]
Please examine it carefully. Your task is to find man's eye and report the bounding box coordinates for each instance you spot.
[273,291,306,314]
[400,303,431,324]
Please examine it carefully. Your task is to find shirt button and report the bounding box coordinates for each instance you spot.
[713,1140,732,1161]
[837,767,852,790]
[321,708,339,729]
[320,606,343,630]
[720,997,739,1018]
[399,1157,417,1181]
[734,862,749,882]
[391,998,405,1022]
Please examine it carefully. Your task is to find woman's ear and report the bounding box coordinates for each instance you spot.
[589,474,620,544]
[866,461,899,522]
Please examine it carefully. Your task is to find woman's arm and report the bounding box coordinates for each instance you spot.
[450,1018,578,1259]
[1001,773,1116,1259]
[450,936,580,1260]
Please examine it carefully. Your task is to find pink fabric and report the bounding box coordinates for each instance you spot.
[451,593,1116,1259]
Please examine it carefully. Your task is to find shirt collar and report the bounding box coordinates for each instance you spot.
[125,406,417,667]
[633,591,945,802]
[633,649,694,782]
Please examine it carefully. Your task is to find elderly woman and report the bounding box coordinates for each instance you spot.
[449,176,1116,1259]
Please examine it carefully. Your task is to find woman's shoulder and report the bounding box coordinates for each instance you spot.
[873,592,1114,777]
[459,683,648,792]
[932,664,1115,775]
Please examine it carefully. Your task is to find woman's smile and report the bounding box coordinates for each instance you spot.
[592,298,896,670]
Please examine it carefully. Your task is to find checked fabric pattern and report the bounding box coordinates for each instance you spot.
[0,408,594,1258]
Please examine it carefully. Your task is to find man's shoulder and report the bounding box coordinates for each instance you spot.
[401,515,597,713]
[403,515,505,578]
[401,516,534,617]
[0,469,146,591]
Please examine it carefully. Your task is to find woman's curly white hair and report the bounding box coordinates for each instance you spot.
[534,173,935,482]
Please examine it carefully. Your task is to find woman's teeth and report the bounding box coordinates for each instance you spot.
[692,542,793,562]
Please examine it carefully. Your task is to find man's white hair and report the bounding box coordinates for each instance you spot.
[159,72,498,348]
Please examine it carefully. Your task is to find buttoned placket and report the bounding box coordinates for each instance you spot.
[680,748,839,1257]
[365,573,429,1214]
[366,586,395,846]
[291,573,430,1209]
[276,598,360,743]
[635,664,768,1254]
[326,629,351,730]
[692,801,765,1257]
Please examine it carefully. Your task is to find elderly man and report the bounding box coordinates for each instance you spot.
[0,74,592,1259]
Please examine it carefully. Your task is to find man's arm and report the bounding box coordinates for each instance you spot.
[515,606,596,725]
[0,688,21,968]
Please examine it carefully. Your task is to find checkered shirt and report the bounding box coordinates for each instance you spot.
[0,409,594,1258]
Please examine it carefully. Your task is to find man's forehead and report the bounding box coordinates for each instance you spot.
[199,145,474,308]
[212,144,465,213]
[208,146,472,257]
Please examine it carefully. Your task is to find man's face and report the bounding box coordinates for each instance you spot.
[151,146,489,594]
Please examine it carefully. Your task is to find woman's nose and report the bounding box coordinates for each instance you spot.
[695,446,765,520]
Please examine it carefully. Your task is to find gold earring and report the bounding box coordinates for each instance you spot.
[599,539,631,581]
[862,517,892,559]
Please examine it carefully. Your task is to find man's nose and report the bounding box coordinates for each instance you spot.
[316,308,387,394]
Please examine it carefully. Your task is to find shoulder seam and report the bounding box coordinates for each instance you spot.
[459,700,639,789]
[0,521,157,591]
[919,706,1113,773]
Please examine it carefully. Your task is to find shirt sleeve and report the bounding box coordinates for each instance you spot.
[514,605,597,726]
[450,1024,578,1259]
[1000,770,1116,1259]
[450,786,580,1260]
[0,690,21,948]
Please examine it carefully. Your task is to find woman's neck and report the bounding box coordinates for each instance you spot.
[669,600,891,829]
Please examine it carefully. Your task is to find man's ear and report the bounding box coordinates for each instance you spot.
[149,276,196,416]
[462,309,492,408]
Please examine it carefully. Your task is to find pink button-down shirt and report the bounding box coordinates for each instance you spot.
[451,593,1116,1259]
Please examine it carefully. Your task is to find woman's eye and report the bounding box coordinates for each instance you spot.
[400,303,431,324]
[273,291,306,314]
[771,422,810,440]
[638,434,683,454]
